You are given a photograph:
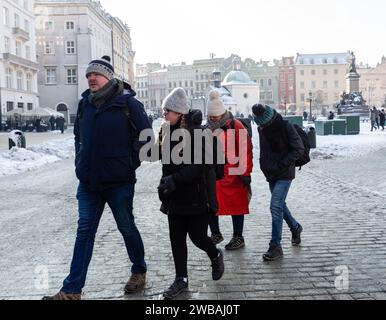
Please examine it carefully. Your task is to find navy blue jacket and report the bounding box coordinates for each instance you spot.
[74,87,152,187]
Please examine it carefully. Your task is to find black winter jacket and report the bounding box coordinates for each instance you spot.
[159,110,213,216]
[258,113,305,182]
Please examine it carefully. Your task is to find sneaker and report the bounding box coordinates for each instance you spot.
[124,273,146,294]
[291,224,303,246]
[42,291,81,300]
[163,277,189,300]
[211,249,225,281]
[225,236,245,251]
[263,243,284,261]
[210,233,224,245]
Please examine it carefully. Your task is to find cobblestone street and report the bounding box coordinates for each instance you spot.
[0,142,385,300]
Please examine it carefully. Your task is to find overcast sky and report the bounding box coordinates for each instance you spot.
[100,0,385,66]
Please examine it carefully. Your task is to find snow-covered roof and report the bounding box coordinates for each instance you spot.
[296,53,350,65]
[222,70,255,86]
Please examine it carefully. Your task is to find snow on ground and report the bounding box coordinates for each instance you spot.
[0,119,384,178]
[310,122,386,160]
[0,137,74,177]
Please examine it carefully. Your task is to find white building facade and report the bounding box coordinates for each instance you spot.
[0,0,39,120]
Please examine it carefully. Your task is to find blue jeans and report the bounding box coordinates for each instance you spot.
[62,182,147,294]
[269,180,299,247]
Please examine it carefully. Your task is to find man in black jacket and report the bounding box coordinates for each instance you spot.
[253,104,304,261]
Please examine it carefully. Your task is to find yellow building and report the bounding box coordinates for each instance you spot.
[295,52,351,115]
[358,57,386,107]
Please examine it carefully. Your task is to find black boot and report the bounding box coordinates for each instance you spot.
[263,243,283,261]
[291,224,303,246]
[163,277,188,300]
[211,249,224,281]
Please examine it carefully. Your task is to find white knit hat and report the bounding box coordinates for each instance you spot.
[162,88,190,115]
[207,90,226,117]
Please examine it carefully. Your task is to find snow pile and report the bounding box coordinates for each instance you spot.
[0,137,74,177]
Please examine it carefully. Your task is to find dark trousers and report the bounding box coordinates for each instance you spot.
[209,215,245,237]
[62,182,146,294]
[168,214,218,278]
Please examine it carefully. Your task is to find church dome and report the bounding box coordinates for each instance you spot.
[222,70,255,86]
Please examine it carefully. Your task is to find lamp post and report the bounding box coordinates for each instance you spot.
[283,95,287,116]
[308,91,313,122]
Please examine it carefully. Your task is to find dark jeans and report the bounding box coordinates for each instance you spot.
[168,214,218,278]
[62,182,146,294]
[209,215,244,237]
[269,180,299,247]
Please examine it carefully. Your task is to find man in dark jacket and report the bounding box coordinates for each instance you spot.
[43,56,153,300]
[253,104,304,261]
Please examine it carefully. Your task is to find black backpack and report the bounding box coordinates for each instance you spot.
[231,117,253,138]
[290,123,311,170]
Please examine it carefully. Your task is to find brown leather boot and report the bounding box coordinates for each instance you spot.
[124,273,146,293]
[42,291,81,300]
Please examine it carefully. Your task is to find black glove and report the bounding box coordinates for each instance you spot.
[158,175,176,195]
[241,176,251,187]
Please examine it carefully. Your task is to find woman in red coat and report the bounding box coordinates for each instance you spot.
[206,91,253,250]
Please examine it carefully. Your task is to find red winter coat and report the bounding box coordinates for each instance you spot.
[216,118,253,216]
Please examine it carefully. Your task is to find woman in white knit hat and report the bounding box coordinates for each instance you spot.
[157,88,224,299]
[206,90,253,250]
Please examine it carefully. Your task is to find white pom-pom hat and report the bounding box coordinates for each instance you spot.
[207,90,226,117]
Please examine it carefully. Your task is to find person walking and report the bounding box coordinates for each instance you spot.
[252,104,304,261]
[42,56,152,300]
[379,109,385,131]
[158,88,224,300]
[205,91,253,250]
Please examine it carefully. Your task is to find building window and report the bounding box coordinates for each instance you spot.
[14,14,20,28]
[6,68,13,88]
[27,103,33,111]
[3,7,9,26]
[15,40,22,57]
[24,19,29,33]
[300,82,305,89]
[23,0,28,10]
[311,70,316,76]
[300,70,304,76]
[18,102,24,110]
[65,41,76,54]
[26,73,32,91]
[323,81,328,89]
[335,80,339,88]
[185,81,188,87]
[301,93,305,102]
[323,69,327,75]
[310,59,315,64]
[7,101,14,112]
[334,69,339,75]
[190,81,193,87]
[66,21,75,30]
[17,71,23,90]
[268,79,272,86]
[25,45,31,60]
[260,92,266,100]
[45,67,57,84]
[311,81,316,89]
[260,79,264,87]
[44,21,54,31]
[44,41,54,54]
[4,36,10,52]
[66,68,77,84]
[323,59,328,64]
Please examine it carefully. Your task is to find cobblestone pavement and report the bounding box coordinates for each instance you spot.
[0,143,385,300]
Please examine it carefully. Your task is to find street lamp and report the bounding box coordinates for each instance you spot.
[308,91,313,122]
[283,96,287,116]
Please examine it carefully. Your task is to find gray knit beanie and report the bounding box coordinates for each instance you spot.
[86,56,115,80]
[162,88,190,115]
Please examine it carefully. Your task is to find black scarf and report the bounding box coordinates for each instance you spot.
[88,79,124,108]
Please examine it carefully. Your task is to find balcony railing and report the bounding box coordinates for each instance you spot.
[2,53,39,70]
[12,27,30,41]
